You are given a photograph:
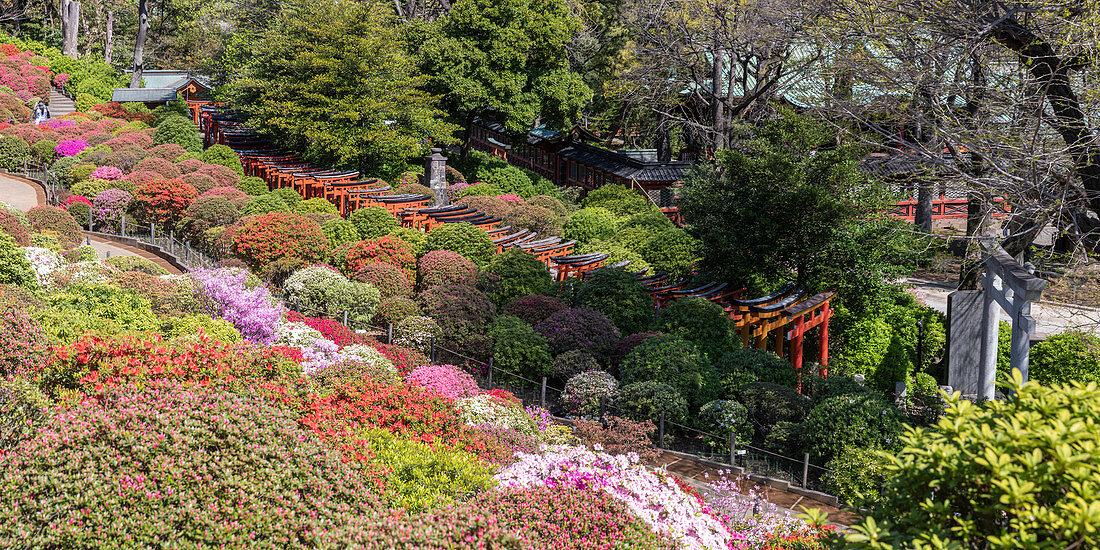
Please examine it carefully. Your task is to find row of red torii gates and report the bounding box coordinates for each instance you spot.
[186,100,833,388]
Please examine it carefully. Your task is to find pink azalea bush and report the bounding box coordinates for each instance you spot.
[54,138,87,157]
[405,364,480,400]
[91,189,132,231]
[89,166,123,181]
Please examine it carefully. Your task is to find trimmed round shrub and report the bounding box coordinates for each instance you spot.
[0,210,31,245]
[232,213,330,271]
[130,178,197,228]
[1029,331,1100,385]
[801,393,906,463]
[148,143,189,162]
[396,182,435,196]
[423,222,496,268]
[388,227,427,256]
[620,335,717,410]
[283,265,381,325]
[617,380,688,424]
[455,182,500,198]
[91,189,133,231]
[484,248,552,306]
[321,218,361,249]
[373,295,421,327]
[0,304,50,377]
[70,177,123,200]
[549,350,601,381]
[581,184,652,217]
[652,296,739,361]
[406,364,480,400]
[1,233,37,288]
[179,196,243,238]
[180,172,219,194]
[561,370,621,417]
[394,314,443,352]
[105,145,149,172]
[563,207,617,244]
[501,204,563,236]
[0,385,381,546]
[488,314,552,380]
[578,240,652,273]
[30,139,57,164]
[268,187,302,209]
[503,294,567,326]
[575,267,653,336]
[152,115,203,153]
[527,194,569,218]
[455,195,512,218]
[640,228,700,281]
[295,197,339,216]
[418,250,478,289]
[27,205,82,246]
[70,163,97,184]
[717,348,798,392]
[195,164,243,188]
[610,331,663,372]
[197,186,249,206]
[201,144,245,175]
[132,157,183,179]
[177,158,205,174]
[417,284,497,356]
[104,255,168,275]
[534,307,621,358]
[353,262,412,298]
[238,176,269,195]
[349,206,399,240]
[123,170,164,187]
[0,134,30,171]
[697,399,752,446]
[345,236,416,280]
[243,193,291,216]
[734,381,810,446]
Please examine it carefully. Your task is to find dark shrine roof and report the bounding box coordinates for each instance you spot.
[559,142,692,183]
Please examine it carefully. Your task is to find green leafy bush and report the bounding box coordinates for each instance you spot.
[237,176,269,195]
[424,222,496,267]
[0,376,51,450]
[242,193,291,216]
[35,283,159,343]
[268,187,302,209]
[563,207,617,244]
[581,184,652,218]
[697,399,752,447]
[0,135,29,171]
[1029,331,1100,385]
[651,296,739,361]
[575,267,653,336]
[481,164,535,197]
[295,197,340,216]
[800,393,905,463]
[617,380,688,425]
[200,144,245,175]
[484,248,552,306]
[640,228,700,281]
[502,294,567,326]
[373,295,421,327]
[822,446,892,509]
[388,227,427,257]
[30,139,57,164]
[548,350,601,382]
[734,382,811,447]
[27,206,82,247]
[489,314,552,381]
[152,115,203,153]
[620,335,717,410]
[842,377,1100,549]
[577,240,651,273]
[717,348,798,392]
[160,313,243,343]
[349,206,399,239]
[417,284,496,356]
[321,218,360,248]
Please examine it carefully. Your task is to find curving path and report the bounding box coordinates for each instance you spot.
[0,173,181,274]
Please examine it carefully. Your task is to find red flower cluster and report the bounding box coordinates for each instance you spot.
[371,342,430,373]
[344,236,416,280]
[285,311,366,347]
[131,178,197,228]
[89,102,156,125]
[232,213,329,271]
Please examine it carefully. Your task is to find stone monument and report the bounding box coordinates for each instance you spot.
[424,147,448,206]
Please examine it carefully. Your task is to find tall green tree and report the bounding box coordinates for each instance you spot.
[415,0,592,156]
[228,0,456,175]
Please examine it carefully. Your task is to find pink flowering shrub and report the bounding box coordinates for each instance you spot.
[53,73,70,87]
[499,193,524,205]
[89,165,123,181]
[417,249,478,289]
[406,364,480,400]
[54,138,87,157]
[192,267,284,344]
[91,189,132,231]
[0,305,49,377]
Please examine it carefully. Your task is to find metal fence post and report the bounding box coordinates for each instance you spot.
[151,222,155,242]
[387,323,393,344]
[429,337,436,363]
[729,432,737,467]
[540,377,547,408]
[599,396,607,422]
[343,310,348,326]
[87,213,92,232]
[121,215,126,236]
[802,453,810,488]
[659,411,665,449]
[169,230,174,254]
[487,356,494,388]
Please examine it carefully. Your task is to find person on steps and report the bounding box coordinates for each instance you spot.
[33,102,50,125]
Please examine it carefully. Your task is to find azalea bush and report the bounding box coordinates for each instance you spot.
[192,267,284,344]
[129,178,197,228]
[534,307,621,358]
[232,213,330,271]
[406,364,481,401]
[417,284,496,356]
[344,235,416,280]
[283,265,381,327]
[423,222,496,268]
[418,249,479,289]
[561,370,620,417]
[503,294,567,326]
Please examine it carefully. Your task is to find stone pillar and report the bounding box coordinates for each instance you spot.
[947,290,984,397]
[424,147,448,206]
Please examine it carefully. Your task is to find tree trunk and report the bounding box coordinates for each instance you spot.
[957,191,989,290]
[104,11,115,65]
[710,44,726,150]
[60,0,80,58]
[130,0,149,89]
[655,112,672,162]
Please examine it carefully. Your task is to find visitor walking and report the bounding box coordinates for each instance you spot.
[33,101,50,124]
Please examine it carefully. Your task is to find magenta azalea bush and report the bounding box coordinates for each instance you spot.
[192,268,284,344]
[534,307,622,358]
[54,138,88,157]
[406,364,480,400]
[89,166,123,181]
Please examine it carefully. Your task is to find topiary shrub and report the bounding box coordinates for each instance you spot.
[800,392,906,464]
[178,196,243,239]
[840,377,1100,548]
[148,143,189,162]
[1028,331,1100,385]
[424,222,496,268]
[200,144,245,175]
[353,262,412,298]
[321,218,360,249]
[561,370,620,417]
[177,158,204,174]
[549,350,601,382]
[575,267,653,336]
[734,382,811,448]
[242,193,291,216]
[501,204,563,236]
[283,265,381,326]
[563,207,617,244]
[106,145,149,172]
[180,172,219,194]
[418,284,497,357]
[344,236,416,280]
[129,178,197,228]
[0,384,381,547]
[132,157,183,178]
[502,294,567,326]
[455,195,512,218]
[349,206,399,239]
[295,197,339,216]
[527,194,569,218]
[620,335,717,410]
[651,296,739,361]
[152,115,203,153]
[582,183,652,218]
[0,210,31,245]
[0,134,29,171]
[373,295,421,327]
[483,248,552,306]
[232,213,330,271]
[488,314,552,381]
[455,182,501,198]
[193,163,242,188]
[617,380,688,425]
[417,250,478,290]
[30,139,58,164]
[640,228,700,281]
[237,176,269,195]
[27,205,82,246]
[697,399,753,448]
[394,315,443,353]
[388,227,427,256]
[717,347,798,392]
[534,307,621,359]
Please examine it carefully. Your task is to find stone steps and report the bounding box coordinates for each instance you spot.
[48,86,77,116]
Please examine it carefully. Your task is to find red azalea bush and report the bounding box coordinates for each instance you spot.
[372,342,431,373]
[130,178,197,227]
[345,236,416,280]
[90,102,156,125]
[353,261,413,298]
[132,157,183,179]
[106,146,148,171]
[26,205,82,245]
[535,307,622,358]
[0,384,382,548]
[504,294,568,326]
[0,209,30,245]
[405,364,481,401]
[418,249,479,289]
[103,132,153,151]
[285,311,366,347]
[177,158,204,173]
[233,213,330,271]
[195,163,243,187]
[455,195,512,218]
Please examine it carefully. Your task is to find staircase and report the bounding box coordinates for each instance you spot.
[48,86,77,117]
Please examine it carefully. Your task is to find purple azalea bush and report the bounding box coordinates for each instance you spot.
[191,268,284,344]
[91,189,132,231]
[55,139,88,157]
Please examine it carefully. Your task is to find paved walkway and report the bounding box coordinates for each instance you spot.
[906,278,1099,336]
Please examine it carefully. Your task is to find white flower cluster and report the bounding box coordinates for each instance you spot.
[22,247,62,285]
[456,395,539,437]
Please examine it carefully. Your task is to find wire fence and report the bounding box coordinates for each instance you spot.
[283,296,835,492]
